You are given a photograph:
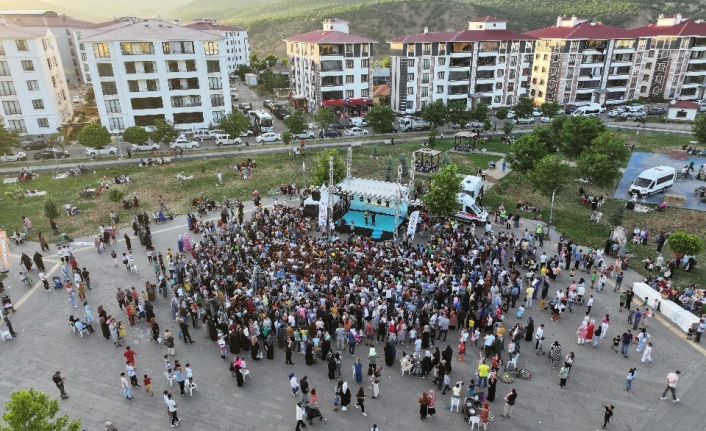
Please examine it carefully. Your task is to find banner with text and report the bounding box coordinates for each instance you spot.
[407,210,420,240]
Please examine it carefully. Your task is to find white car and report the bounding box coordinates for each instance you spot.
[256,132,281,143]
[294,131,316,140]
[215,134,243,146]
[469,120,484,128]
[192,129,214,141]
[130,142,160,152]
[345,127,369,137]
[514,117,534,125]
[169,137,201,149]
[506,110,516,119]
[532,109,543,117]
[350,117,369,127]
[239,130,254,138]
[539,116,552,123]
[0,151,27,162]
[85,146,119,157]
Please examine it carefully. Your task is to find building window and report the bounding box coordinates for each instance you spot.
[345,44,353,55]
[101,81,118,95]
[210,94,224,107]
[105,99,121,113]
[144,62,156,73]
[438,43,446,55]
[97,63,114,77]
[37,118,49,128]
[108,118,124,130]
[407,86,414,95]
[0,81,15,96]
[438,57,446,66]
[362,44,369,56]
[422,59,430,69]
[361,88,369,98]
[32,99,44,109]
[128,81,140,92]
[7,119,26,133]
[2,100,22,115]
[213,110,225,123]
[120,42,154,55]
[437,71,445,80]
[208,77,222,90]
[15,40,29,51]
[94,43,111,58]
[407,59,415,67]
[21,60,34,71]
[346,60,354,68]
[407,44,415,55]
[346,90,354,98]
[0,61,10,76]
[422,44,431,55]
[361,59,369,68]
[163,41,195,54]
[207,60,220,73]
[406,100,414,110]
[407,73,415,81]
[421,87,429,97]
[436,85,443,94]
[204,42,219,55]
[361,74,368,83]
[125,62,136,74]
[422,73,429,84]
[346,75,354,84]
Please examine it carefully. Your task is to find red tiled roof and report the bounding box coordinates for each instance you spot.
[3,13,94,29]
[390,28,533,44]
[526,21,634,40]
[672,101,699,110]
[185,22,245,32]
[631,19,706,37]
[285,30,376,44]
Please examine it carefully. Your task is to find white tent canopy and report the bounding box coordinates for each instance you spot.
[336,177,409,201]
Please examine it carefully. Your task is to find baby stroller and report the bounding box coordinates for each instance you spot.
[305,405,324,425]
[52,276,63,290]
[410,353,423,376]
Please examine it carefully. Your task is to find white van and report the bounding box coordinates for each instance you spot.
[628,165,676,197]
[572,103,604,116]
[455,175,488,223]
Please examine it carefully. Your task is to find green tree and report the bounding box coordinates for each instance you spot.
[44,198,59,233]
[541,101,561,117]
[667,231,704,256]
[530,126,561,154]
[284,110,307,135]
[0,119,21,155]
[502,121,514,136]
[77,123,111,148]
[528,155,573,196]
[385,157,394,182]
[366,105,395,134]
[151,119,179,145]
[0,389,81,431]
[693,114,706,144]
[381,56,392,69]
[513,96,534,119]
[84,87,95,105]
[506,135,549,173]
[471,102,489,123]
[399,155,409,180]
[314,108,337,131]
[420,100,448,128]
[219,111,250,139]
[122,126,149,145]
[427,127,438,148]
[447,102,472,129]
[560,116,606,158]
[311,149,346,186]
[283,131,293,145]
[259,69,288,92]
[591,131,630,165]
[495,107,509,120]
[576,151,622,187]
[422,164,462,218]
[235,64,253,81]
[483,119,493,133]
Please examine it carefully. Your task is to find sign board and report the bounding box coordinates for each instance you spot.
[407,210,420,240]
[318,189,329,229]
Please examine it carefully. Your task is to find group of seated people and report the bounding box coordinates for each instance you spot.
[415,161,439,173]
[682,145,706,156]
[10,230,27,245]
[114,174,132,184]
[17,168,35,182]
[138,157,169,167]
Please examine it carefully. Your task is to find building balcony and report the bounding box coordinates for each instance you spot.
[575,87,597,93]
[579,61,605,68]
[447,93,468,99]
[608,74,630,80]
[578,74,602,80]
[688,57,706,64]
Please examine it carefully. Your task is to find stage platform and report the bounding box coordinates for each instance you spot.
[337,210,404,240]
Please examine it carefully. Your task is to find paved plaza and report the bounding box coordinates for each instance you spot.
[0,197,704,431]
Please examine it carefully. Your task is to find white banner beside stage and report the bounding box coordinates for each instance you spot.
[318,189,329,229]
[632,282,700,333]
[407,210,420,240]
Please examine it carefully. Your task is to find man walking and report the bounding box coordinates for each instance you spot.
[120,372,133,400]
[602,405,614,429]
[295,402,306,431]
[502,388,517,417]
[52,371,68,399]
[620,330,632,358]
[694,319,704,343]
[178,317,194,344]
[166,393,179,427]
[660,370,681,402]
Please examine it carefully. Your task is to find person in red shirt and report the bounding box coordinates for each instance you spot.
[143,374,153,396]
[124,346,137,366]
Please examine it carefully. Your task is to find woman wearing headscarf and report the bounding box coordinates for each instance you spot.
[327,353,336,380]
[525,317,534,342]
[550,341,562,369]
[341,382,351,411]
[384,340,396,366]
[486,371,498,402]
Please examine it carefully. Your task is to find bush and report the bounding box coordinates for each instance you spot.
[107,189,124,203]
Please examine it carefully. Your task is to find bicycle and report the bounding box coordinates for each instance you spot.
[500,368,531,384]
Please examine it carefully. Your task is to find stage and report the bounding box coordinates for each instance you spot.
[337,210,404,240]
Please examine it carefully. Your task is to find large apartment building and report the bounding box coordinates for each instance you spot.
[285,19,375,114]
[390,17,534,113]
[629,14,706,101]
[0,21,72,136]
[81,19,232,133]
[1,10,93,87]
[185,19,250,74]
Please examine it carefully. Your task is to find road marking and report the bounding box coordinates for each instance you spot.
[14,261,62,310]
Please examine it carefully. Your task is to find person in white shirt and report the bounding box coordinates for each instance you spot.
[660,370,680,402]
[166,393,179,427]
[535,324,545,354]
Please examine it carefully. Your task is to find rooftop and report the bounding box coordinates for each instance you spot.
[1,10,94,29]
[631,18,706,37]
[526,20,634,40]
[671,101,699,110]
[285,30,376,44]
[184,21,245,32]
[390,28,533,44]
[81,19,221,43]
[0,21,48,39]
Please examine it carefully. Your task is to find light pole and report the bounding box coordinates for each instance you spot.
[548,188,556,236]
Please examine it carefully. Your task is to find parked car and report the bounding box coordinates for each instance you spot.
[532,109,543,117]
[344,127,369,137]
[239,130,255,138]
[647,107,667,116]
[350,117,369,127]
[263,99,276,110]
[130,142,160,152]
[514,117,534,125]
[0,151,27,162]
[33,147,70,160]
[215,134,243,146]
[320,129,342,138]
[294,131,316,140]
[85,146,119,157]
[20,140,48,151]
[539,116,552,123]
[169,137,201,149]
[469,120,484,128]
[256,132,281,143]
[192,129,215,141]
[506,110,516,119]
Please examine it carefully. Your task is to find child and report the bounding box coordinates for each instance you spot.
[515,305,526,319]
[586,295,594,314]
[143,374,153,396]
[458,340,466,362]
[627,309,635,325]
[611,335,621,353]
[164,355,173,379]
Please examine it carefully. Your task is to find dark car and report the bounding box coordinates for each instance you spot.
[33,147,70,160]
[21,140,48,151]
[647,107,666,116]
[330,122,348,131]
[319,129,342,138]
